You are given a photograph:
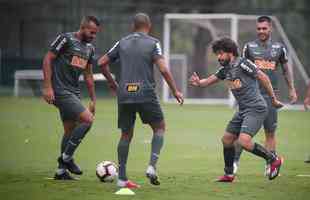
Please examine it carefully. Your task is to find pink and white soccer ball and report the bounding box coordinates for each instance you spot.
[96,161,118,182]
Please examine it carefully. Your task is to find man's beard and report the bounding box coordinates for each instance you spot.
[218,58,230,66]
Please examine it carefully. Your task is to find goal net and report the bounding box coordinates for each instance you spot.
[162,13,309,109]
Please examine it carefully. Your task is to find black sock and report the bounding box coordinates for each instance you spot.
[248,143,276,163]
[63,123,91,160]
[118,137,130,181]
[234,143,243,162]
[61,134,71,154]
[223,146,235,175]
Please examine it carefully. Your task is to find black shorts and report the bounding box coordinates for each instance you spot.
[226,110,267,137]
[263,96,278,133]
[118,101,164,132]
[54,94,86,122]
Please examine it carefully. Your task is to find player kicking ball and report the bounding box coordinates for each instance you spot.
[189,37,284,182]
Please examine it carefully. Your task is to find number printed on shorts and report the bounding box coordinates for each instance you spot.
[71,55,87,69]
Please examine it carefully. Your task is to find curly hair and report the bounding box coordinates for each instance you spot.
[211,37,239,57]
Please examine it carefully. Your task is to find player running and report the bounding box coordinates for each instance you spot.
[189,37,284,182]
[98,13,184,188]
[42,16,100,180]
[234,15,297,175]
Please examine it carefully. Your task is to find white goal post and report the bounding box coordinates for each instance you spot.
[162,13,309,110]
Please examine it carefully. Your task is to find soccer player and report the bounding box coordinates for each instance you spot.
[98,13,184,188]
[303,82,310,163]
[233,16,297,175]
[42,16,100,180]
[189,37,284,182]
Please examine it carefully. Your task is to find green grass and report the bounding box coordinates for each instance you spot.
[0,96,309,200]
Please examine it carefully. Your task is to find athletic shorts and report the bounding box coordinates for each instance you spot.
[226,109,267,137]
[118,100,164,133]
[54,94,86,122]
[263,95,278,133]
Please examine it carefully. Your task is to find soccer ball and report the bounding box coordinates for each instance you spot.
[96,161,118,182]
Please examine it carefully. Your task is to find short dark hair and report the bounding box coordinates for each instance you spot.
[133,13,151,30]
[211,37,239,57]
[81,15,100,26]
[257,15,272,24]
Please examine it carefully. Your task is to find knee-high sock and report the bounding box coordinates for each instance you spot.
[118,137,130,181]
[234,142,243,162]
[62,123,91,161]
[149,131,164,168]
[223,146,235,175]
[245,143,276,163]
[61,134,71,154]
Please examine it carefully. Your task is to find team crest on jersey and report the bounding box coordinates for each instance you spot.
[126,83,140,92]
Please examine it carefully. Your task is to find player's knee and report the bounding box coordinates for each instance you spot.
[238,134,252,149]
[221,134,235,146]
[80,111,94,125]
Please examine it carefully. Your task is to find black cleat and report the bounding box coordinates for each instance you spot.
[58,157,83,175]
[146,173,160,186]
[54,171,76,180]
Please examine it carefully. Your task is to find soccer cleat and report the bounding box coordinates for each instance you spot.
[58,157,83,175]
[117,179,141,189]
[146,165,160,185]
[54,171,76,180]
[216,174,235,182]
[233,161,239,175]
[268,156,283,180]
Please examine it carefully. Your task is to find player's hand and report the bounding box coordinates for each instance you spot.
[88,101,96,115]
[189,72,200,87]
[304,97,310,111]
[173,90,184,105]
[289,88,298,104]
[272,98,284,109]
[43,86,55,104]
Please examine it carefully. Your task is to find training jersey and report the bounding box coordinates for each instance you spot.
[215,57,267,113]
[242,39,288,95]
[107,32,163,103]
[49,32,95,96]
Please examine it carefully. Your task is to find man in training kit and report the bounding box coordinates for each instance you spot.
[303,82,310,163]
[98,13,184,188]
[189,37,284,182]
[42,16,100,180]
[233,16,297,175]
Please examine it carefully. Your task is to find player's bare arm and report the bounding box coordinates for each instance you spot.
[83,63,96,114]
[42,51,57,104]
[281,63,297,104]
[154,57,184,105]
[189,72,220,87]
[98,55,118,94]
[256,70,284,108]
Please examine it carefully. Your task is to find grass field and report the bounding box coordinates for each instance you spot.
[0,96,309,200]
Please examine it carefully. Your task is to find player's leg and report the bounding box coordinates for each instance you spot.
[217,112,241,182]
[263,99,278,153]
[233,142,243,174]
[54,120,77,180]
[116,103,140,188]
[237,113,282,180]
[263,97,278,175]
[58,95,94,175]
[139,101,164,185]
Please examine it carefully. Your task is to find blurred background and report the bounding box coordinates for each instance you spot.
[0,0,309,104]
